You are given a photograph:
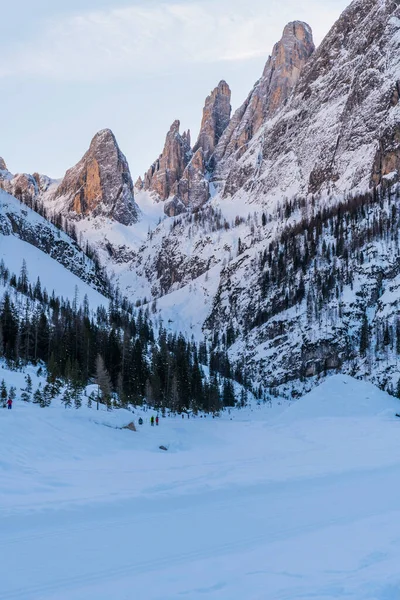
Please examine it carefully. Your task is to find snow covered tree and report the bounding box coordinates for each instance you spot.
[1,379,7,407]
[61,383,72,409]
[41,384,52,408]
[87,391,96,408]
[33,386,43,405]
[21,374,33,403]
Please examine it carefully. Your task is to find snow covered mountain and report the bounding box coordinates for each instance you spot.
[2,0,400,397]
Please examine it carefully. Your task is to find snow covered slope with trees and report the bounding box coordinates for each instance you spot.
[0,190,108,297]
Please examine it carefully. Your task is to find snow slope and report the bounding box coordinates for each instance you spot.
[0,234,108,309]
[0,190,108,301]
[2,373,400,599]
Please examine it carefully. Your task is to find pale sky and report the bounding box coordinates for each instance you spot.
[0,0,349,181]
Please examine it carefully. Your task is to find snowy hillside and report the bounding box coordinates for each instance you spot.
[0,234,108,310]
[0,190,108,299]
[1,372,400,599]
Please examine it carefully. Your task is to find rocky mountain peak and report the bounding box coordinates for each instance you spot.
[51,128,139,226]
[219,0,400,201]
[214,21,315,169]
[193,80,232,166]
[263,21,315,112]
[0,158,7,171]
[139,81,231,214]
[142,120,192,200]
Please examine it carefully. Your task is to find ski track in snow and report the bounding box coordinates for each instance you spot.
[2,374,400,599]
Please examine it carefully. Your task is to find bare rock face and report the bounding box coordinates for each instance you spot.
[165,148,209,216]
[143,121,192,200]
[193,80,231,166]
[0,158,7,171]
[141,84,231,215]
[220,0,400,201]
[214,22,315,170]
[51,129,139,226]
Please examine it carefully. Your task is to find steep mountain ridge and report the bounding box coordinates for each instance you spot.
[220,0,400,203]
[139,20,316,216]
[214,21,315,173]
[138,81,232,216]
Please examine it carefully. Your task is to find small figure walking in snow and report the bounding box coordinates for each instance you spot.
[7,398,12,410]
[138,417,143,426]
[155,416,159,426]
[150,416,155,426]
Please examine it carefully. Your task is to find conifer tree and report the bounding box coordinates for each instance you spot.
[21,374,33,402]
[95,355,111,409]
[61,383,72,409]
[0,379,7,407]
[41,384,52,408]
[33,387,43,405]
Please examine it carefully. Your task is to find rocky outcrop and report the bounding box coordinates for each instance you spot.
[0,159,57,206]
[214,22,315,171]
[143,121,192,200]
[0,162,39,206]
[165,148,209,216]
[140,84,231,215]
[50,129,139,226]
[193,81,231,167]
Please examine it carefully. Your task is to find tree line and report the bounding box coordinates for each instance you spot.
[0,261,244,412]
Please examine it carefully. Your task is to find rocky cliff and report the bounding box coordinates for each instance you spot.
[219,0,400,201]
[140,82,232,215]
[214,21,315,172]
[142,120,192,201]
[193,80,231,166]
[49,129,139,226]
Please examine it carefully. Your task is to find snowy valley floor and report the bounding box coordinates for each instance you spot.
[2,374,400,599]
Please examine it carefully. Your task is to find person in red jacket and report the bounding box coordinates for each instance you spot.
[155,415,159,426]
[7,398,12,410]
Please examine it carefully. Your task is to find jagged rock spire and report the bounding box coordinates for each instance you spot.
[143,120,192,200]
[214,21,315,165]
[193,80,231,166]
[52,129,139,226]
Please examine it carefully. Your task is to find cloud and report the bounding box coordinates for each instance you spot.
[0,0,347,82]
